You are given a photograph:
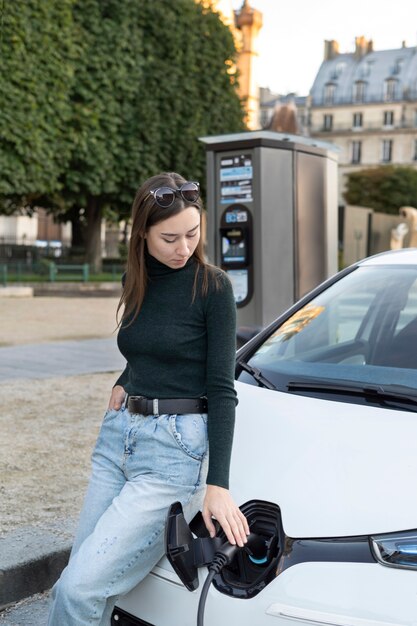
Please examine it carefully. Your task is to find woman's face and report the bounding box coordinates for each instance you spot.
[145,206,201,269]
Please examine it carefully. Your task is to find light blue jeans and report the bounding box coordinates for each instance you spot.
[47,404,208,626]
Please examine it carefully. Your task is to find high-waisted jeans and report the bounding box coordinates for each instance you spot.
[47,405,208,626]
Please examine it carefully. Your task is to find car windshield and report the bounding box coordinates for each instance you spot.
[246,265,417,392]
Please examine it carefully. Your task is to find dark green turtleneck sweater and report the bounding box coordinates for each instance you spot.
[115,253,237,488]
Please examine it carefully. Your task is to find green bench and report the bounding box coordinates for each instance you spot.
[49,263,90,282]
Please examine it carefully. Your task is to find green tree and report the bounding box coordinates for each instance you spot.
[344,166,417,214]
[133,0,244,182]
[0,0,74,212]
[55,0,147,270]
[63,0,244,271]
[1,0,245,271]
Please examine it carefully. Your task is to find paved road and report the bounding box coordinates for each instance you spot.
[0,337,125,381]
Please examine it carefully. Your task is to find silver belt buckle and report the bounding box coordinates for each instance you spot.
[153,398,159,416]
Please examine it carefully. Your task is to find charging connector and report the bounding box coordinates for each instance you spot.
[197,534,267,626]
[165,501,280,625]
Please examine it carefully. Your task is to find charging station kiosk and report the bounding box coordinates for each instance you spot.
[200,131,339,329]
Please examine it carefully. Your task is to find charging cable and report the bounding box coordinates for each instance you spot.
[197,534,267,626]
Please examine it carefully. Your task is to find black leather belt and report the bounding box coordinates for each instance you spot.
[127,395,207,417]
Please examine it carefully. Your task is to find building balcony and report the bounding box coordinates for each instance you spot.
[311,90,417,107]
[311,121,417,134]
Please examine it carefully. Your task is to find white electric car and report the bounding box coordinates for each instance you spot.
[113,248,417,626]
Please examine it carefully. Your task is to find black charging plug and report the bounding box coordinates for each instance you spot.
[208,533,267,574]
[198,533,268,626]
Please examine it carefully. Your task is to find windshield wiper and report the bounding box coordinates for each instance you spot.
[287,380,417,411]
[238,361,277,390]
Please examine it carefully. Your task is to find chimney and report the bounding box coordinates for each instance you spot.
[367,39,374,53]
[402,40,407,48]
[355,36,369,57]
[324,40,339,61]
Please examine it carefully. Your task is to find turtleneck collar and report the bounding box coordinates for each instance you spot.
[145,249,196,278]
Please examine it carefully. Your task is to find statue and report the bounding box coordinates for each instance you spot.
[390,222,409,250]
[399,207,417,247]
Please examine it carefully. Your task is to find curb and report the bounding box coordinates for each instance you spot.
[2,282,121,298]
[8,282,121,298]
[0,287,34,298]
[0,520,76,609]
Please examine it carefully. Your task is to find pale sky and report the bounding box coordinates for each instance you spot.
[231,0,417,96]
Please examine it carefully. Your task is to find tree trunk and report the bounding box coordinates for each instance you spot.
[71,212,85,249]
[85,196,103,273]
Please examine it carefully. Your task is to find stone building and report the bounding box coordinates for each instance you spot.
[309,37,417,204]
[259,88,308,134]
[233,0,263,129]
[203,0,263,129]
[0,208,71,258]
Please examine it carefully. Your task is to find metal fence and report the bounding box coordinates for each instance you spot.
[0,261,125,286]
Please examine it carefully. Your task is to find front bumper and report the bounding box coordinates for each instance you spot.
[114,559,417,626]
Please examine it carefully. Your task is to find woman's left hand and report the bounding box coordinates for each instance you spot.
[202,485,250,547]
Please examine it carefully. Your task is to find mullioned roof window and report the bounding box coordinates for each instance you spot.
[353,80,367,103]
[324,83,336,105]
[384,78,398,101]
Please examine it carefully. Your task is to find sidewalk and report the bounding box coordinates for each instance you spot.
[0,337,125,381]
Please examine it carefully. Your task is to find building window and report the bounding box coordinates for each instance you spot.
[384,79,397,101]
[383,111,394,127]
[351,141,362,164]
[382,139,393,162]
[393,58,403,75]
[336,62,346,77]
[353,81,366,103]
[324,83,336,105]
[323,114,333,131]
[260,109,271,128]
[353,113,363,129]
[362,60,373,78]
[331,62,346,80]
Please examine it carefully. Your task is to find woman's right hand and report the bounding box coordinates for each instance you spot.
[108,385,126,411]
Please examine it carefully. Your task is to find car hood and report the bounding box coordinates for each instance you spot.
[230,381,417,538]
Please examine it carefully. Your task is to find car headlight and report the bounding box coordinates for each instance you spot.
[370,530,417,570]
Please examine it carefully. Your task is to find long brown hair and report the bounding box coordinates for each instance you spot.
[117,172,213,327]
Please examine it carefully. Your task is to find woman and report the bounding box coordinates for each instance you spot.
[47,172,249,625]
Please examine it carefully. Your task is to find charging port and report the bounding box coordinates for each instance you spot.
[212,500,282,599]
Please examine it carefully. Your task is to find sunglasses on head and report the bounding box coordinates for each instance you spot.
[149,181,200,208]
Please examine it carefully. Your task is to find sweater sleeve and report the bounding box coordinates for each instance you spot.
[205,271,238,488]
